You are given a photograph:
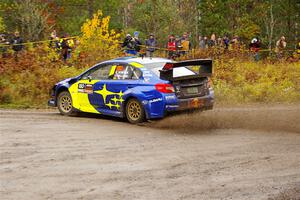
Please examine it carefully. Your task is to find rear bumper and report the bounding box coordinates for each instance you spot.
[48,98,56,107]
[175,96,213,111]
[166,89,214,112]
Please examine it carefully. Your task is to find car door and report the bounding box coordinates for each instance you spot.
[70,63,115,114]
[91,62,143,116]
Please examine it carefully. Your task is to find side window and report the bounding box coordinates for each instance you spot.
[113,64,142,80]
[81,64,113,80]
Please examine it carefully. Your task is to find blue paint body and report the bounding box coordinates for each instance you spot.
[48,57,214,120]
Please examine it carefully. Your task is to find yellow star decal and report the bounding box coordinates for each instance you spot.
[94,84,116,103]
[118,97,124,104]
[106,101,113,109]
[94,84,124,110]
[111,96,119,104]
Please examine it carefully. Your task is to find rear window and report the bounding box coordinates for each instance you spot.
[144,62,200,78]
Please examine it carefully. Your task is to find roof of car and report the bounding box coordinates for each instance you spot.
[113,56,172,64]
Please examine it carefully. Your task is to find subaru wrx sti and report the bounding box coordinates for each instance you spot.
[48,57,214,123]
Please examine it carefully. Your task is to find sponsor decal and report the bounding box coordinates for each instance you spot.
[142,100,148,105]
[78,83,85,89]
[149,98,163,103]
[143,71,153,77]
[190,98,204,108]
[165,95,176,101]
[166,105,179,109]
[78,83,93,94]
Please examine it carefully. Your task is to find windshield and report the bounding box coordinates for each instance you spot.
[144,62,199,78]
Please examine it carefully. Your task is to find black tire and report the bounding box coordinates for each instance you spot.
[57,91,76,116]
[125,98,145,124]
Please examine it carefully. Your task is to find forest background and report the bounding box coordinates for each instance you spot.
[0,0,299,108]
[1,0,300,48]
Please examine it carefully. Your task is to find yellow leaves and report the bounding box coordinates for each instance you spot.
[76,10,121,65]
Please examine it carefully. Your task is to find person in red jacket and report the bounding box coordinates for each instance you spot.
[167,34,176,59]
[249,37,261,61]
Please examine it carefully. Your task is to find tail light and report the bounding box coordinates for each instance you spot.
[155,83,175,93]
[163,63,173,70]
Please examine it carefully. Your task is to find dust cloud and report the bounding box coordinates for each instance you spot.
[151,105,300,133]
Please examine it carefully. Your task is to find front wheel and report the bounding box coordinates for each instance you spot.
[125,98,145,124]
[57,91,76,116]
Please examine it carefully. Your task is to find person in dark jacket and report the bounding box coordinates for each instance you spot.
[10,31,24,60]
[199,36,206,49]
[133,31,142,53]
[59,34,72,62]
[175,35,182,57]
[223,35,230,50]
[208,33,216,47]
[122,34,137,56]
[145,33,156,57]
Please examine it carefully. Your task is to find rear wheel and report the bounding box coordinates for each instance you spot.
[125,98,145,124]
[57,91,76,116]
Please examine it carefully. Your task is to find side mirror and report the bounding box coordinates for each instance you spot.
[87,75,92,82]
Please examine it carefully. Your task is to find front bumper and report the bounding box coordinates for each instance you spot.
[48,98,56,107]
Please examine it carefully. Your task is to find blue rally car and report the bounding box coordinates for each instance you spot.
[48,57,214,123]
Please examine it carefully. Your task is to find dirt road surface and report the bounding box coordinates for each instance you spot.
[1,105,300,200]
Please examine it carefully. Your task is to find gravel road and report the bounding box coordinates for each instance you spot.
[1,105,300,200]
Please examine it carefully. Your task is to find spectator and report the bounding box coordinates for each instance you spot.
[231,35,239,49]
[10,31,24,60]
[175,35,182,57]
[54,37,61,50]
[133,31,142,53]
[223,35,230,50]
[0,34,9,58]
[249,37,261,61]
[208,33,216,47]
[181,33,191,55]
[217,37,223,47]
[122,34,137,56]
[275,36,287,58]
[59,34,72,62]
[49,30,57,48]
[199,36,206,49]
[167,35,176,59]
[67,37,75,59]
[293,41,300,60]
[145,33,156,57]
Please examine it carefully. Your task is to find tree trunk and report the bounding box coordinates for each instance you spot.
[268,3,274,53]
[87,0,94,19]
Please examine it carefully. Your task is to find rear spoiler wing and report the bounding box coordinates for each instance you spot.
[159,59,213,81]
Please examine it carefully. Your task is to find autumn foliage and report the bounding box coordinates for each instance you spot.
[74,10,122,67]
[0,10,300,108]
